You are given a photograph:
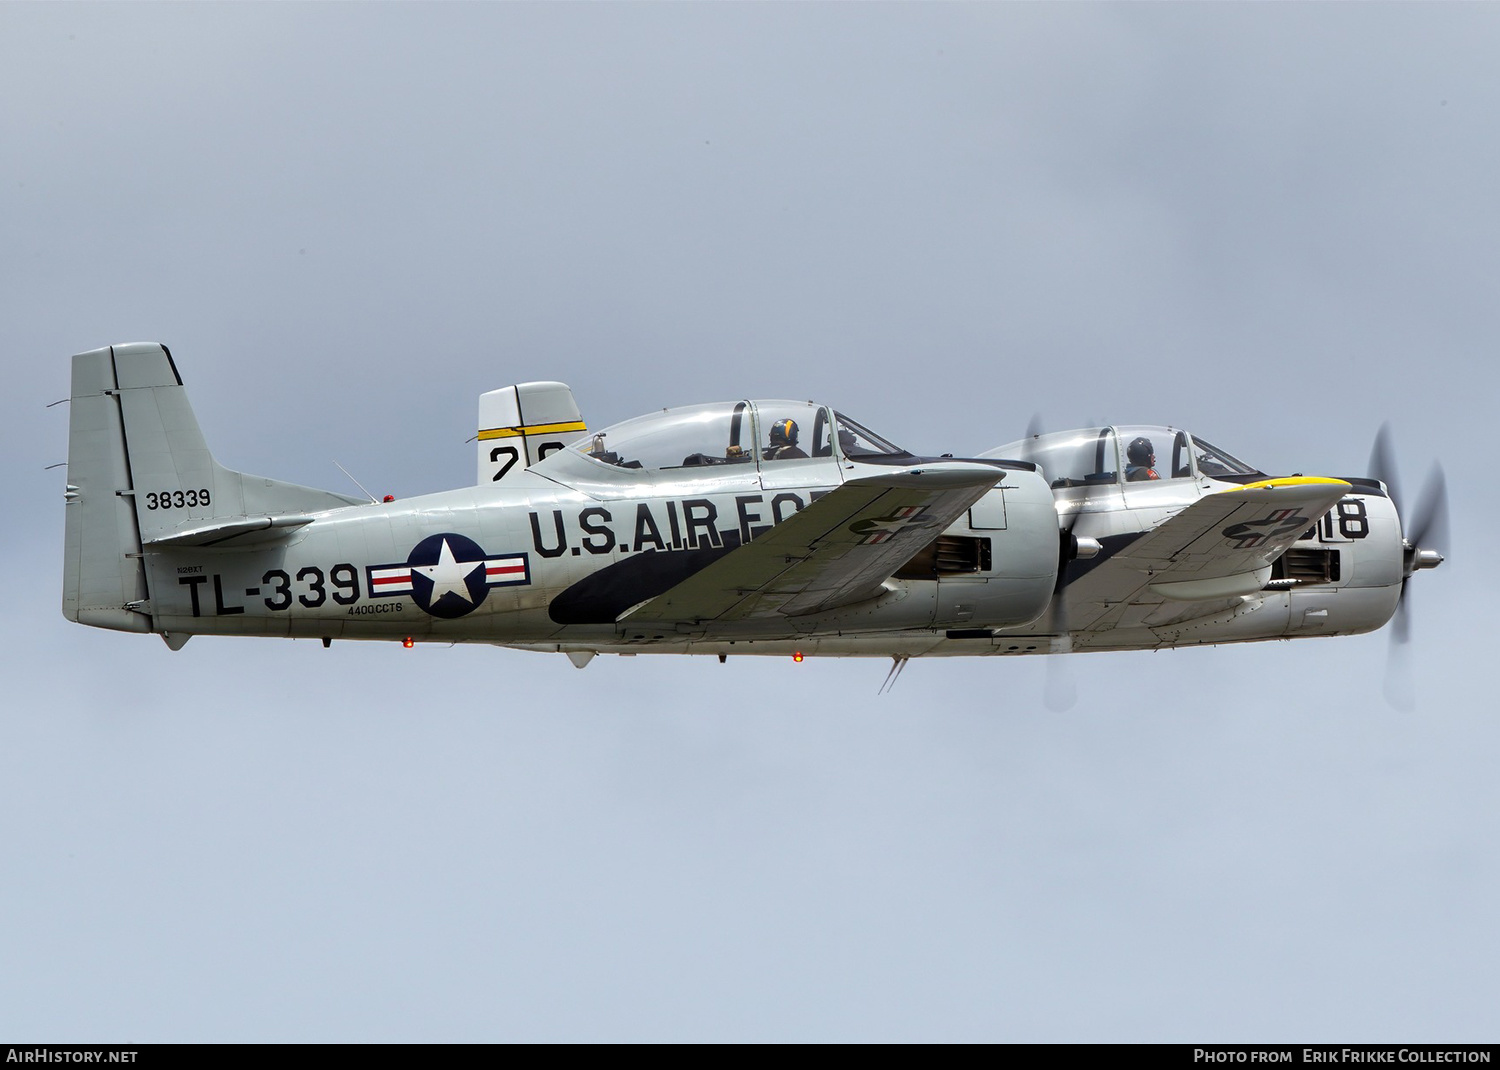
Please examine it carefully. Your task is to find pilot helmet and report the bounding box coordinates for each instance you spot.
[769,419,799,446]
[1127,436,1155,466]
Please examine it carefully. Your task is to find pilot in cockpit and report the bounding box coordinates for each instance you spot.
[764,419,808,461]
[1126,436,1160,482]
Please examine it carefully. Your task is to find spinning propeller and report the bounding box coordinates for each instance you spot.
[1021,415,1100,712]
[1367,423,1449,709]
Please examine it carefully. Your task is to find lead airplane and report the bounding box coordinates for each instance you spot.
[60,343,1446,674]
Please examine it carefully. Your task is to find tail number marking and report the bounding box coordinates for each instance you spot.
[145,489,211,510]
[257,565,361,611]
[177,564,362,617]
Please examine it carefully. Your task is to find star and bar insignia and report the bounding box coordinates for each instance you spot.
[368,533,530,619]
[1220,509,1310,550]
[848,505,938,545]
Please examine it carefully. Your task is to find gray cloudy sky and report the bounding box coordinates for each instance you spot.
[3,2,1497,1042]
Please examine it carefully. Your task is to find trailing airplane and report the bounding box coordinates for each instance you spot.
[60,344,1446,681]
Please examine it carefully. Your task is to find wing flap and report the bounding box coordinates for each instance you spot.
[625,463,1007,624]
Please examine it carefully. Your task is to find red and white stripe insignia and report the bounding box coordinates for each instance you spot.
[483,556,528,583]
[369,566,414,595]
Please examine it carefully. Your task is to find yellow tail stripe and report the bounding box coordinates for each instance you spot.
[477,420,588,441]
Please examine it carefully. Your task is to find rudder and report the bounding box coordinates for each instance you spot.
[62,345,151,631]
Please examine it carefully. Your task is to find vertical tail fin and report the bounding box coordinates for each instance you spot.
[477,382,586,485]
[62,343,362,633]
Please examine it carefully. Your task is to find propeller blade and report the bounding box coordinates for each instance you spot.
[1383,630,1416,712]
[1406,464,1450,557]
[1044,652,1077,712]
[1367,427,1444,710]
[1023,413,1076,711]
[1046,525,1077,631]
[1380,463,1447,710]
[1020,413,1046,470]
[1368,422,1403,516]
[1041,532,1077,711]
[1045,578,1071,641]
[1391,578,1411,646]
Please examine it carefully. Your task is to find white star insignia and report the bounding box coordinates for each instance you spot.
[413,538,481,605]
[861,515,919,535]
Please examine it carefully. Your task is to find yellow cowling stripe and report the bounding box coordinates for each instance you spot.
[477,420,588,441]
[1233,476,1351,491]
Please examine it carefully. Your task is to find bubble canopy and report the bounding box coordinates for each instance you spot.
[987,425,1262,488]
[574,401,907,471]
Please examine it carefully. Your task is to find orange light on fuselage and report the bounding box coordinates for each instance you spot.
[792,651,804,662]
[402,637,414,648]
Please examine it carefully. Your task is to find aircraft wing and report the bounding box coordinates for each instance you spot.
[624,462,1009,624]
[1063,477,1352,632]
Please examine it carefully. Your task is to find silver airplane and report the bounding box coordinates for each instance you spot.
[61,343,1446,673]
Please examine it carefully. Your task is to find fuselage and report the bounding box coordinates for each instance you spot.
[147,446,1063,654]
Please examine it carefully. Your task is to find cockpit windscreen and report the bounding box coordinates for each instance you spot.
[833,412,906,458]
[1189,437,1260,479]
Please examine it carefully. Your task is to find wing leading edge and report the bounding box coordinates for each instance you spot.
[624,462,1011,624]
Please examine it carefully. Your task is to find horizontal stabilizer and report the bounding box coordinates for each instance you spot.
[143,513,316,548]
